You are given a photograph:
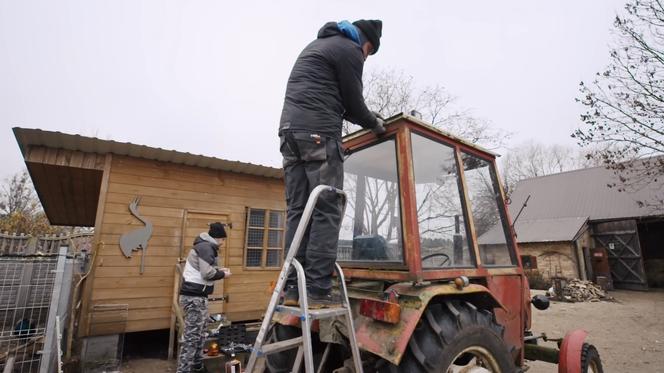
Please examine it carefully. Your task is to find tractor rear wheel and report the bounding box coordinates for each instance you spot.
[581,343,603,373]
[377,300,516,373]
[264,324,300,373]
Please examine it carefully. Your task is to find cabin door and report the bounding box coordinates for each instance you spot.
[182,211,230,315]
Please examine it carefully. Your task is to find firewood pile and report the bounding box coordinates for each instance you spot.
[560,279,609,302]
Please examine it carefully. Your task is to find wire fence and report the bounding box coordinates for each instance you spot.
[0,233,91,373]
[0,256,57,372]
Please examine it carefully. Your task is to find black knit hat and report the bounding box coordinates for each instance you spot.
[353,19,382,54]
[208,222,227,239]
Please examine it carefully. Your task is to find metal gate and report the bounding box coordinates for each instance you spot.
[592,219,648,290]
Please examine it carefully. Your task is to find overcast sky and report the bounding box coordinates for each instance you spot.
[0,0,627,178]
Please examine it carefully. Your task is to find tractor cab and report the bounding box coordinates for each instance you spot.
[337,113,519,282]
[266,114,602,373]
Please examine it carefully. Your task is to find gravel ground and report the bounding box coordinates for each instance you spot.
[120,289,664,372]
[527,289,664,372]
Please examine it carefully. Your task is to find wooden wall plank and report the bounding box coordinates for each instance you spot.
[80,154,113,337]
[98,256,178,267]
[90,318,170,335]
[93,276,173,289]
[92,287,173,300]
[105,192,285,213]
[25,146,105,170]
[98,245,181,257]
[92,297,170,309]
[104,203,185,218]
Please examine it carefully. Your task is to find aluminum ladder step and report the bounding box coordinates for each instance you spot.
[258,336,303,356]
[275,305,349,320]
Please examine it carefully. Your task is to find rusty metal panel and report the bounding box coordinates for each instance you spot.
[350,283,504,365]
[348,283,503,365]
[486,275,525,363]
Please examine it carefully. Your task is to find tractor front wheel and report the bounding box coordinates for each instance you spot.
[377,300,516,373]
[581,343,603,373]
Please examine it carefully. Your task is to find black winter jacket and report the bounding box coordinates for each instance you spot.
[279,22,378,139]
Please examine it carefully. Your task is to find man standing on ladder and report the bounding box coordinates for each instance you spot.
[278,19,385,308]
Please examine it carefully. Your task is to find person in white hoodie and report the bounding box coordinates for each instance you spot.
[176,222,231,373]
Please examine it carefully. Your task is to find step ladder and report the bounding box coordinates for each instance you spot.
[245,185,363,373]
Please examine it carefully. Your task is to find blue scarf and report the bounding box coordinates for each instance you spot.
[337,20,361,46]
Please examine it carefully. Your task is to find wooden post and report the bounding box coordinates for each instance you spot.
[168,263,184,360]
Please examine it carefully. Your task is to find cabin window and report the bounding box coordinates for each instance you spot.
[411,133,474,268]
[245,208,285,269]
[337,138,404,265]
[461,153,517,267]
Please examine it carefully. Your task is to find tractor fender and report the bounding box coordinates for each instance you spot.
[558,329,588,373]
[350,282,506,366]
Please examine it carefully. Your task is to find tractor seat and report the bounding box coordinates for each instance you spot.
[351,235,388,260]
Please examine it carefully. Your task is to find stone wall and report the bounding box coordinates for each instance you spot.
[520,241,580,280]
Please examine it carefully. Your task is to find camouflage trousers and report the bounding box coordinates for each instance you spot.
[176,295,208,373]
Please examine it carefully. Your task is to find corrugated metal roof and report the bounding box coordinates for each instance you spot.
[13,127,284,179]
[509,164,664,222]
[478,217,589,244]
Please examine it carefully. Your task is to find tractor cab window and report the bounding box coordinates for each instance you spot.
[411,133,474,268]
[462,153,516,266]
[338,139,404,265]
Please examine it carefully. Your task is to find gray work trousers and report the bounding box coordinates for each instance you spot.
[280,130,344,296]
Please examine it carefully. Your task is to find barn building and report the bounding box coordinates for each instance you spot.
[504,164,664,290]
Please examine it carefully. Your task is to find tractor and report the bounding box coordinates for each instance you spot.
[265,114,603,372]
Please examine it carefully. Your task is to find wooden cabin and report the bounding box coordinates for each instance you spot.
[12,128,285,338]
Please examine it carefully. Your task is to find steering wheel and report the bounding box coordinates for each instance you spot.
[421,253,451,267]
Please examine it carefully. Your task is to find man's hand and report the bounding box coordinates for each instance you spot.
[221,268,232,278]
[372,111,386,121]
[372,117,386,136]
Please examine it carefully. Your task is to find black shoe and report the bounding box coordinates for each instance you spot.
[192,364,208,373]
[283,285,299,306]
[307,292,342,309]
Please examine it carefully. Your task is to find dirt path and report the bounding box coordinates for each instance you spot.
[528,289,664,372]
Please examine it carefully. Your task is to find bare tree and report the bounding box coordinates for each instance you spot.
[0,170,39,217]
[340,69,515,257]
[0,170,67,235]
[345,68,512,150]
[500,141,602,195]
[573,0,664,206]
